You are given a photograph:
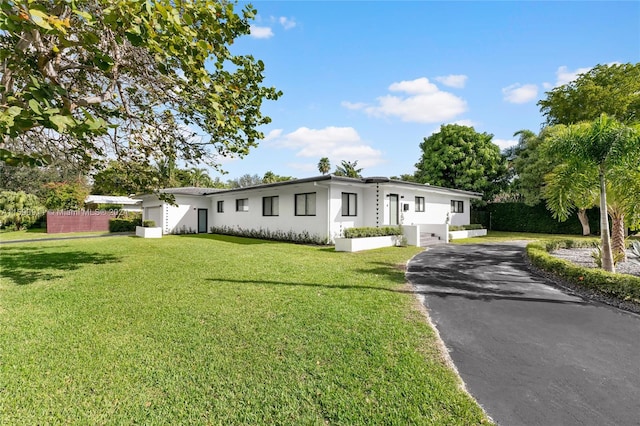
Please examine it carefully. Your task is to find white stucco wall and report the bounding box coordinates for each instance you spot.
[208,182,331,241]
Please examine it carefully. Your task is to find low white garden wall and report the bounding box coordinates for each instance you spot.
[449,229,487,240]
[135,226,163,238]
[334,235,399,252]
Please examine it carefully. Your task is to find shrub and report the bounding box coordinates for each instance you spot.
[343,226,403,238]
[211,225,328,245]
[0,191,46,230]
[143,220,156,227]
[526,239,640,304]
[449,224,484,231]
[109,217,141,232]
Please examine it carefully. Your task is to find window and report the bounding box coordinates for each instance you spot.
[342,192,357,216]
[217,200,224,213]
[295,193,316,216]
[451,200,464,213]
[236,198,248,212]
[415,196,425,212]
[262,196,279,216]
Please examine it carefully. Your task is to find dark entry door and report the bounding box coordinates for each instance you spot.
[197,209,208,233]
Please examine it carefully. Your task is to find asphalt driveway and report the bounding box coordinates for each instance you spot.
[407,243,640,426]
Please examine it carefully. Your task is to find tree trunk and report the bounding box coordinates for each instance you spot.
[599,170,615,272]
[610,212,627,263]
[577,209,591,236]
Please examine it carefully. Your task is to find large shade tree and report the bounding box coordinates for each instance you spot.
[414,124,507,200]
[538,63,640,126]
[1,0,280,191]
[544,114,640,272]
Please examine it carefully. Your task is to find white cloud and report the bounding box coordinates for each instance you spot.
[267,126,384,169]
[278,16,297,30]
[554,65,592,86]
[451,119,477,127]
[435,74,468,89]
[493,138,518,151]
[341,101,368,110]
[263,129,283,141]
[344,77,467,123]
[249,25,274,39]
[502,83,538,104]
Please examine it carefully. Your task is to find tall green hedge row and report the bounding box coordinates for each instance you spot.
[472,203,601,234]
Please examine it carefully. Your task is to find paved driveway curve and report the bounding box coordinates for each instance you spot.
[407,243,640,426]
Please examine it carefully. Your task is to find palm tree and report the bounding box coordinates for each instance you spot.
[334,160,363,178]
[545,114,640,272]
[318,157,331,175]
[189,167,212,187]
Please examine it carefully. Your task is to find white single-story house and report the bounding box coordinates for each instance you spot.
[137,175,482,245]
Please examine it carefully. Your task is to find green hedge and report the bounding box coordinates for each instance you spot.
[343,226,403,238]
[474,203,601,234]
[449,224,484,231]
[109,218,141,232]
[527,239,640,304]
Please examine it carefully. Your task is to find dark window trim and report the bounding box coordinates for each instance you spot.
[262,196,279,217]
[342,192,357,217]
[217,200,224,213]
[236,198,248,212]
[451,200,464,213]
[415,196,425,212]
[295,192,317,216]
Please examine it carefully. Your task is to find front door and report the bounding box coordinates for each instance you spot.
[197,209,208,233]
[389,194,399,225]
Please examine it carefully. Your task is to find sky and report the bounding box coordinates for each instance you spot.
[205,1,640,181]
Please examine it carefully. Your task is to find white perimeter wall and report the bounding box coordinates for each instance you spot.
[142,195,210,234]
[208,182,330,241]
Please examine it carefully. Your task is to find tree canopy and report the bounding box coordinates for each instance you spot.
[538,63,640,126]
[1,0,281,190]
[334,160,363,178]
[414,124,507,200]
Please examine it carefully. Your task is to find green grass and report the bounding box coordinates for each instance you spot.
[0,234,490,424]
[0,229,115,241]
[451,230,600,244]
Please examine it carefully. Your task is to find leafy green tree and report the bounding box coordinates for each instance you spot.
[317,157,331,175]
[414,124,507,200]
[0,190,45,230]
[43,181,90,210]
[188,168,215,188]
[538,63,640,126]
[91,161,155,195]
[0,160,85,198]
[334,160,363,178]
[0,0,281,185]
[262,171,293,184]
[544,114,640,272]
[227,173,263,189]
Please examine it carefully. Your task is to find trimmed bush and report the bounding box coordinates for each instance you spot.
[143,220,156,227]
[343,226,403,239]
[449,224,484,231]
[211,225,327,245]
[109,217,141,232]
[527,239,640,304]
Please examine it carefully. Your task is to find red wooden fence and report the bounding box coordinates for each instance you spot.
[46,210,118,234]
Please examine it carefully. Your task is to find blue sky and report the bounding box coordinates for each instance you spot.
[208,1,640,181]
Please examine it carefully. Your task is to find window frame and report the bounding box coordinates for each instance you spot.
[415,196,425,212]
[262,196,279,217]
[341,192,357,217]
[236,198,248,212]
[295,192,317,216]
[451,200,464,213]
[216,200,224,213]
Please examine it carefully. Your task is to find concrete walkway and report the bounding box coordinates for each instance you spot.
[407,243,640,426]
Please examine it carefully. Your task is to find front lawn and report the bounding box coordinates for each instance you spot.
[0,234,490,424]
[451,230,599,244]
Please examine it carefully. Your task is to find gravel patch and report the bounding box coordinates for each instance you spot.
[551,248,640,277]
[524,248,640,315]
